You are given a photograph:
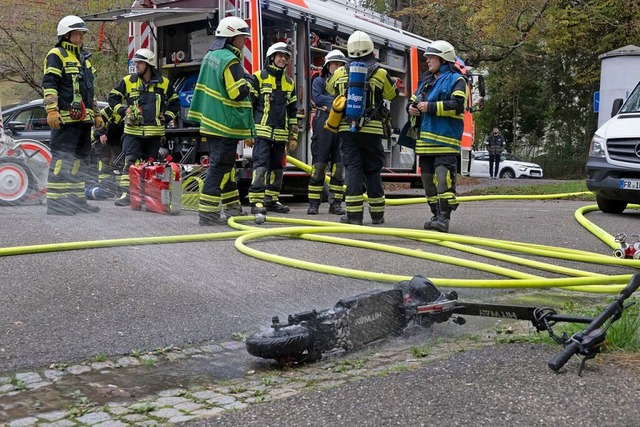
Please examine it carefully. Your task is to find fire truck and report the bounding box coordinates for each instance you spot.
[84,0,484,197]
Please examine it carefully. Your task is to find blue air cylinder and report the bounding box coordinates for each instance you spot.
[345,62,368,132]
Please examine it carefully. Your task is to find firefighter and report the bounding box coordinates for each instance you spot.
[88,105,124,199]
[408,40,467,233]
[43,15,103,215]
[307,49,348,215]
[187,16,255,226]
[108,48,179,206]
[326,31,399,225]
[247,42,299,215]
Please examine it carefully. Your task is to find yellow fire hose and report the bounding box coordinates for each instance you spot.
[0,156,638,293]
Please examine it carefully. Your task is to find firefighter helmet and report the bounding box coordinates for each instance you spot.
[57,15,88,37]
[347,31,374,58]
[215,16,251,38]
[424,40,456,63]
[266,42,292,59]
[323,50,348,66]
[133,48,156,67]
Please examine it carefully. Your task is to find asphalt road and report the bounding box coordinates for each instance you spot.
[0,182,637,375]
[193,343,640,427]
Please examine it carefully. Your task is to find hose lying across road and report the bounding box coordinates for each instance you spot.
[1,160,638,292]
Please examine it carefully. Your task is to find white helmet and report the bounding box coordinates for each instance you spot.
[347,31,374,58]
[323,50,348,67]
[57,15,88,37]
[424,40,456,63]
[133,48,155,66]
[266,42,292,59]
[215,16,251,38]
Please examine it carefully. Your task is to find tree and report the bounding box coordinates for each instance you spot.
[0,0,131,102]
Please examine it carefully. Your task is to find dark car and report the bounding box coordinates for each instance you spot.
[1,99,108,145]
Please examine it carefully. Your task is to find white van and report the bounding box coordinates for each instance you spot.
[586,80,640,213]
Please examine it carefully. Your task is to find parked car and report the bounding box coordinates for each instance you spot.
[1,99,107,145]
[469,151,543,179]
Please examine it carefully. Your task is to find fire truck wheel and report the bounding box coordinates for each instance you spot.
[245,325,311,360]
[0,158,34,206]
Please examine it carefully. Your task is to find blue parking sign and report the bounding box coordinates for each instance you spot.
[594,91,599,113]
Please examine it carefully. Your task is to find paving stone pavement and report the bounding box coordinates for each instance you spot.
[0,324,502,426]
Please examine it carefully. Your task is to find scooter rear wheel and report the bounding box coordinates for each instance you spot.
[246,325,311,360]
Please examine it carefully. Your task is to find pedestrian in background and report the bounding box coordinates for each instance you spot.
[307,49,348,215]
[408,40,467,233]
[326,31,398,225]
[187,16,255,226]
[108,48,179,207]
[247,42,299,215]
[43,15,103,215]
[485,125,505,179]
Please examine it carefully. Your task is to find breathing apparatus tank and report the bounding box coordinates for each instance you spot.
[345,62,368,132]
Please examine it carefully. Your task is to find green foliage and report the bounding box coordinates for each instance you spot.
[0,0,130,102]
[462,179,593,199]
[395,0,640,179]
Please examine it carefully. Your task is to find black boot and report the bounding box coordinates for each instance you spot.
[223,203,246,217]
[430,200,452,233]
[199,212,227,226]
[340,213,363,225]
[307,202,320,215]
[423,202,440,230]
[328,200,346,215]
[72,197,100,213]
[251,202,267,215]
[370,209,385,225]
[114,193,130,207]
[265,197,290,213]
[46,200,76,216]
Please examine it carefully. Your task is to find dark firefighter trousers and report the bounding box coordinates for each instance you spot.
[117,134,161,197]
[248,138,286,205]
[308,110,344,204]
[46,122,94,209]
[199,137,242,220]
[419,154,459,214]
[339,131,385,220]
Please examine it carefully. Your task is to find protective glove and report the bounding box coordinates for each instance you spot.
[94,114,104,130]
[290,124,299,135]
[245,138,254,148]
[47,110,62,130]
[287,139,298,152]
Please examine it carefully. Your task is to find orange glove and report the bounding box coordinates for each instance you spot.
[47,110,62,130]
[287,139,298,152]
[245,138,254,148]
[94,114,104,130]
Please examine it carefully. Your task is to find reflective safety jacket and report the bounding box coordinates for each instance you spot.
[326,57,398,135]
[42,41,97,124]
[109,68,179,137]
[411,65,467,156]
[187,44,255,139]
[94,105,124,145]
[250,65,298,142]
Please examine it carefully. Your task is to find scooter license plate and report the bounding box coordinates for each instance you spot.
[620,179,640,190]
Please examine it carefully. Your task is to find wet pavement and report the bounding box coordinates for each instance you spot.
[2,178,639,426]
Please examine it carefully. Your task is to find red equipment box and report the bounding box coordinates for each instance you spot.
[129,161,182,215]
